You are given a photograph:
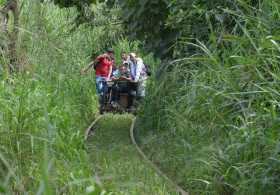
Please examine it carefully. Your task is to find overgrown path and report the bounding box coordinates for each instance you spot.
[87,114,177,194]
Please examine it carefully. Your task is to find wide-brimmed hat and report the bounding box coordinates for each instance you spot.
[129,52,136,58]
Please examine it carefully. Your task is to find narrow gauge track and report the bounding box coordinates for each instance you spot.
[84,115,189,195]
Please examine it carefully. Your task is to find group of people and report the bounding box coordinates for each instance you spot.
[81,48,148,108]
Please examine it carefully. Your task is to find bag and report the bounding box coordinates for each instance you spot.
[144,64,152,76]
[94,61,99,70]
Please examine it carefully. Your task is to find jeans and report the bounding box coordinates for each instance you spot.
[95,76,107,104]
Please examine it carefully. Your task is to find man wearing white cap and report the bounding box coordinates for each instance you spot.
[129,53,147,97]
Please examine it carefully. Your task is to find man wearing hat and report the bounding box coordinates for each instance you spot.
[129,52,147,98]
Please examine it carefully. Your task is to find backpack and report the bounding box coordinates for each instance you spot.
[144,64,152,76]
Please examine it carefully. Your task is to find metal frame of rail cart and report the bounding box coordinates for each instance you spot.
[99,77,138,114]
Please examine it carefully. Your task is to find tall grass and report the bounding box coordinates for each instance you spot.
[0,1,125,194]
[0,1,159,193]
[139,1,280,194]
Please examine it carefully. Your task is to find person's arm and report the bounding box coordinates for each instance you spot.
[135,58,144,82]
[124,74,132,81]
[81,54,107,74]
[106,64,113,81]
[119,71,131,80]
[127,61,134,80]
[81,61,95,74]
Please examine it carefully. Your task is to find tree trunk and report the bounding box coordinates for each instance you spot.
[1,0,20,73]
[0,3,9,73]
[9,0,19,72]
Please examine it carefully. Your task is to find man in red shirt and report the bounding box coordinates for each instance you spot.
[81,48,114,102]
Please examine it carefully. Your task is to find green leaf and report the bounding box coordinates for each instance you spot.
[0,185,6,193]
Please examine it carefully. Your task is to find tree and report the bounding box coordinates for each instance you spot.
[0,0,19,73]
[118,0,175,58]
[52,0,98,25]
[118,0,262,58]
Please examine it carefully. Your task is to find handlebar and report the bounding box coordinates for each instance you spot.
[107,77,138,84]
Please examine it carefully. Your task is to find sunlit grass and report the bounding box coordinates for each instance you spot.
[0,1,160,194]
[1,1,108,194]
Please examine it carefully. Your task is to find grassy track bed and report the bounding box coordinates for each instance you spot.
[135,131,194,193]
[87,114,177,195]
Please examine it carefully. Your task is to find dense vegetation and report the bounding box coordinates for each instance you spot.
[138,0,280,194]
[1,0,280,194]
[0,1,125,194]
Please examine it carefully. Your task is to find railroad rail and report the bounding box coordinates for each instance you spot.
[84,115,189,195]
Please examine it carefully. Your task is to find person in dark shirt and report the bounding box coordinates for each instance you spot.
[110,62,134,109]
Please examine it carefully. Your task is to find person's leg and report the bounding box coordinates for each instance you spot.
[126,82,137,111]
[110,83,119,105]
[137,80,146,98]
[96,76,107,93]
[95,76,102,104]
[95,76,107,105]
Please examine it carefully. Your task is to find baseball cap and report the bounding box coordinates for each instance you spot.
[106,48,114,53]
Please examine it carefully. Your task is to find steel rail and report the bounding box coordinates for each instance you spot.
[130,117,189,195]
[84,115,189,195]
[84,115,103,140]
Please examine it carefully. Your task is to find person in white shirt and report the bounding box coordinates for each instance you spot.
[129,53,147,97]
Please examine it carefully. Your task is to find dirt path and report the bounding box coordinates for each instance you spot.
[87,114,178,195]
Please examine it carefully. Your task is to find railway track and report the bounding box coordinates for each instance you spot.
[84,115,189,195]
